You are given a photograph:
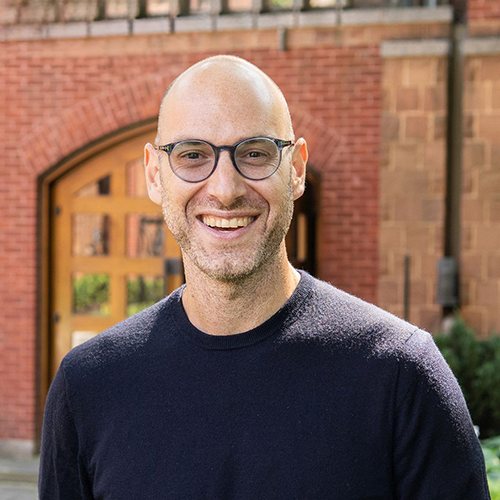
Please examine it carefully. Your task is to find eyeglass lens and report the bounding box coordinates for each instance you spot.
[169,138,281,182]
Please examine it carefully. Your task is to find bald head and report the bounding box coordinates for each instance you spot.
[155,55,294,146]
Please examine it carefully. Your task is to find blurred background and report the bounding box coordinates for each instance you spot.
[0,0,500,495]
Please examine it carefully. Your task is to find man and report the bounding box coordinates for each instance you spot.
[39,55,490,499]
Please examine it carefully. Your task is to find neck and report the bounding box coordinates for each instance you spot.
[181,249,300,336]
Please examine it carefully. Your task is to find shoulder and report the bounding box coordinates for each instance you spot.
[61,288,181,377]
[296,273,459,398]
[292,272,424,358]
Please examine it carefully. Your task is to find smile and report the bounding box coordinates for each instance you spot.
[201,215,255,230]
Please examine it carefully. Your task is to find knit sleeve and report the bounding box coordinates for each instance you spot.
[392,328,490,499]
[38,362,94,500]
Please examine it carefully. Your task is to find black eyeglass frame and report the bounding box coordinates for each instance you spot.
[155,136,294,183]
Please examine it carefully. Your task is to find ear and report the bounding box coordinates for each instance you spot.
[144,143,163,206]
[291,137,308,201]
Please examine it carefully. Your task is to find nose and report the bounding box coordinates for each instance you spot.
[204,150,247,207]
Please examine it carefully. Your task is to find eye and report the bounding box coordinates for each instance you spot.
[248,150,265,157]
[240,148,270,160]
[183,152,203,159]
[176,149,211,161]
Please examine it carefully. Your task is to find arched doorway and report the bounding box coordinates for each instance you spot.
[49,130,183,378]
[48,131,319,378]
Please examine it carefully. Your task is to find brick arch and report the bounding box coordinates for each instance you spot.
[21,71,177,177]
[20,70,343,179]
[291,107,344,175]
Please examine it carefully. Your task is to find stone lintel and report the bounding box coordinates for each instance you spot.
[0,6,453,42]
[381,39,451,58]
[463,37,500,56]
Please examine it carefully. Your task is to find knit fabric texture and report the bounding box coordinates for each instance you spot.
[39,270,491,499]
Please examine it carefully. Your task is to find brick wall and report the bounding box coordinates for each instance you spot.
[379,55,447,332]
[4,1,500,452]
[461,52,500,337]
[468,0,500,37]
[0,26,387,442]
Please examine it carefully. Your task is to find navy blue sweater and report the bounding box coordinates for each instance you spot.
[39,271,490,499]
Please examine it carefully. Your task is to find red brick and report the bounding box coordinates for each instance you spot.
[2,38,387,440]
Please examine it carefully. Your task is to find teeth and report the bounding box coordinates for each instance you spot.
[202,216,254,229]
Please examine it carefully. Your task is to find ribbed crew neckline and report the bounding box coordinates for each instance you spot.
[168,269,314,350]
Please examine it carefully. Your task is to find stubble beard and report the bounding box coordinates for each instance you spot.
[159,176,295,284]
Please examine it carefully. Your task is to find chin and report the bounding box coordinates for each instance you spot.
[193,256,262,283]
[189,246,280,284]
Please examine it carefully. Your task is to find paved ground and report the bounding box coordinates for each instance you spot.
[0,482,38,500]
[0,456,38,499]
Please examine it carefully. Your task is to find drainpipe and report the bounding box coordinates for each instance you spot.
[437,22,466,323]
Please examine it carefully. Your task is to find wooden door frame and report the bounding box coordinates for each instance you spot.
[36,119,157,451]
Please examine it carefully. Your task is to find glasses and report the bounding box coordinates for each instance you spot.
[155,136,294,183]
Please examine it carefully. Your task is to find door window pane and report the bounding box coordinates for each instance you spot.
[309,0,338,6]
[147,0,172,16]
[227,0,252,11]
[190,0,210,13]
[75,174,111,197]
[73,213,110,256]
[127,274,164,316]
[71,331,97,348]
[127,159,148,198]
[126,214,165,257]
[268,0,293,8]
[73,273,110,316]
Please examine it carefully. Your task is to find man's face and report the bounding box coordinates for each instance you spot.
[145,65,306,282]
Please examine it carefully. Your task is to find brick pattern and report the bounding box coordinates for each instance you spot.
[379,57,447,332]
[462,55,500,337]
[468,0,500,37]
[0,34,381,440]
[263,46,382,302]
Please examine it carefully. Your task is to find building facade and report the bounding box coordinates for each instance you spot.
[0,0,499,457]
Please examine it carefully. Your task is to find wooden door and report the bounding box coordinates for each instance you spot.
[50,132,183,377]
[50,133,318,377]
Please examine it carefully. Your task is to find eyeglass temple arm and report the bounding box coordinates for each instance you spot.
[155,145,172,153]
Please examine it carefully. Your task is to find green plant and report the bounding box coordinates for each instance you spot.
[127,276,163,304]
[435,317,500,439]
[482,436,500,499]
[126,276,163,316]
[73,274,109,315]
